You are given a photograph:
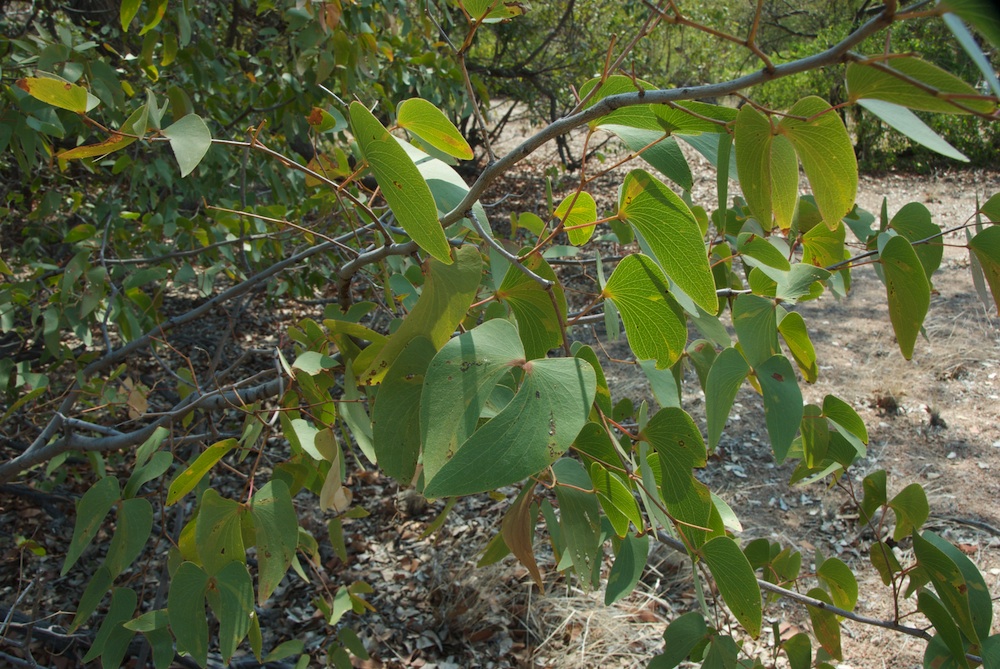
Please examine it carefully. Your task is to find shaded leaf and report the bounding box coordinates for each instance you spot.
[705,347,750,451]
[757,355,803,463]
[605,533,649,605]
[702,536,762,638]
[250,481,298,604]
[359,244,481,385]
[63,476,121,575]
[161,114,212,177]
[881,234,931,359]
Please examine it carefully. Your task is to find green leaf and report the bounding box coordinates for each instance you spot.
[779,97,857,228]
[913,532,981,644]
[605,533,649,605]
[800,404,829,468]
[123,450,171,501]
[603,126,693,192]
[890,203,943,281]
[349,101,450,263]
[847,57,996,114]
[590,462,641,537]
[649,611,708,669]
[733,294,778,367]
[802,219,846,268]
[572,344,613,417]
[358,244,481,385]
[168,562,210,667]
[702,536,762,638]
[783,633,812,669]
[167,438,237,505]
[422,320,596,497]
[82,587,136,666]
[63,476,121,575]
[705,347,750,451]
[396,98,472,160]
[206,561,255,664]
[939,0,1000,47]
[757,355,803,463]
[196,489,245,575]
[105,497,153,578]
[889,484,930,541]
[968,225,1000,313]
[880,234,931,359]
[618,170,716,312]
[858,99,969,162]
[463,0,526,22]
[161,114,212,177]
[806,587,842,660]
[642,407,707,503]
[870,541,902,586]
[250,481,298,604]
[603,254,687,369]
[496,252,567,359]
[823,394,868,446]
[371,336,436,483]
[16,76,92,112]
[817,557,858,611]
[70,567,113,632]
[264,640,305,663]
[735,105,777,228]
[923,531,993,640]
[552,458,602,589]
[739,234,791,270]
[918,591,971,669]
[778,312,818,383]
[420,317,524,482]
[666,477,715,549]
[555,191,599,246]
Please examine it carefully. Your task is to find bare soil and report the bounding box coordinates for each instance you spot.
[1,119,999,669]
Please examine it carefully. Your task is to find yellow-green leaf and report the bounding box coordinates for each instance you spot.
[358,244,481,385]
[17,76,92,113]
[618,170,716,312]
[847,57,996,115]
[603,254,687,369]
[397,98,473,160]
[555,191,598,246]
[779,97,857,228]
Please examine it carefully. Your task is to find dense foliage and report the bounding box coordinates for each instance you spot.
[2,1,1000,667]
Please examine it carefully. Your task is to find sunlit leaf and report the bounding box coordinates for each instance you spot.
[603,254,687,369]
[847,57,996,114]
[779,97,857,228]
[350,101,451,263]
[397,98,473,160]
[618,170,716,312]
